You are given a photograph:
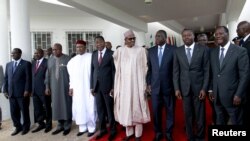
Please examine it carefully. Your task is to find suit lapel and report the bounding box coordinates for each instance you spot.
[189,44,199,66]
[160,44,170,68]
[221,44,234,70]
[180,46,189,67]
[35,59,45,74]
[99,49,109,67]
[13,59,22,75]
[153,46,160,69]
[214,47,220,69]
[243,36,250,47]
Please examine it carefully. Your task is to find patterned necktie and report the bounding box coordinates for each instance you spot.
[98,51,102,65]
[186,47,192,64]
[219,48,225,68]
[35,60,39,72]
[13,62,17,73]
[158,47,163,66]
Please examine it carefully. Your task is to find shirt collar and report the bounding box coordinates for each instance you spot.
[220,41,230,50]
[37,57,44,62]
[243,33,250,42]
[158,43,166,49]
[12,58,21,64]
[185,42,195,50]
[99,47,106,55]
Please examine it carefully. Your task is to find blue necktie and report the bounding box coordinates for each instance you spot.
[186,48,192,64]
[219,48,225,68]
[239,39,244,46]
[158,47,163,66]
[13,62,17,73]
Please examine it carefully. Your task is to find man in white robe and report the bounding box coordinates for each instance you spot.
[113,30,150,141]
[67,40,97,137]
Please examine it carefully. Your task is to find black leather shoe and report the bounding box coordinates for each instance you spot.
[76,130,87,136]
[44,127,52,133]
[32,125,45,133]
[11,128,22,136]
[52,128,64,135]
[63,129,71,136]
[87,132,95,137]
[108,132,116,141]
[166,134,173,141]
[135,137,141,141]
[96,130,108,140]
[21,129,29,135]
[153,134,163,141]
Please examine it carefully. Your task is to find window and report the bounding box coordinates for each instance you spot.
[66,31,102,55]
[31,32,52,50]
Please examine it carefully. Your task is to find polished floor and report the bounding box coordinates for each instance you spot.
[0,120,95,141]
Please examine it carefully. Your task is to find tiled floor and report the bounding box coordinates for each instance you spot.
[0,120,97,141]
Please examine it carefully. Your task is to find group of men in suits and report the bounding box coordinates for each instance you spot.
[147,24,250,141]
[1,21,250,141]
[1,48,52,136]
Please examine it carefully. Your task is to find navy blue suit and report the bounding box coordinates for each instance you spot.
[3,59,32,131]
[147,44,175,136]
[32,58,52,128]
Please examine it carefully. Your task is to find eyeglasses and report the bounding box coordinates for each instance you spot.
[128,37,136,41]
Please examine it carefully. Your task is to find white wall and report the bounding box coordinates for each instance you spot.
[30,15,130,53]
[30,15,154,52]
[238,0,250,22]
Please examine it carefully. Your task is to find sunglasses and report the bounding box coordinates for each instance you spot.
[128,37,136,41]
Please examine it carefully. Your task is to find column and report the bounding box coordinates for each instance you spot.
[10,0,32,61]
[0,0,10,66]
[0,0,11,121]
[227,20,238,42]
[9,0,34,125]
[135,31,146,47]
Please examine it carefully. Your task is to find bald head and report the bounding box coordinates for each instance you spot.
[53,43,63,57]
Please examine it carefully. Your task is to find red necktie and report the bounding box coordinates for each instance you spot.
[98,51,102,65]
[35,60,39,72]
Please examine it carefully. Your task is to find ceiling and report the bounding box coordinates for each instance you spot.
[28,0,244,33]
[103,0,228,33]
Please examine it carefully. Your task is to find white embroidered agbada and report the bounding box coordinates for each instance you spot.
[113,45,150,126]
[67,53,97,128]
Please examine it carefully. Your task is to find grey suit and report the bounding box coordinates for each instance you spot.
[210,43,249,125]
[173,43,209,140]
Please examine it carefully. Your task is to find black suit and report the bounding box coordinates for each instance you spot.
[173,43,209,140]
[241,35,250,127]
[90,49,116,133]
[3,59,32,131]
[32,58,52,128]
[210,43,249,125]
[147,44,175,137]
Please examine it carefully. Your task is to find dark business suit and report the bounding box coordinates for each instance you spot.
[210,43,249,125]
[147,44,175,137]
[90,49,116,133]
[173,43,209,141]
[32,58,52,128]
[3,59,32,131]
[241,35,250,127]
